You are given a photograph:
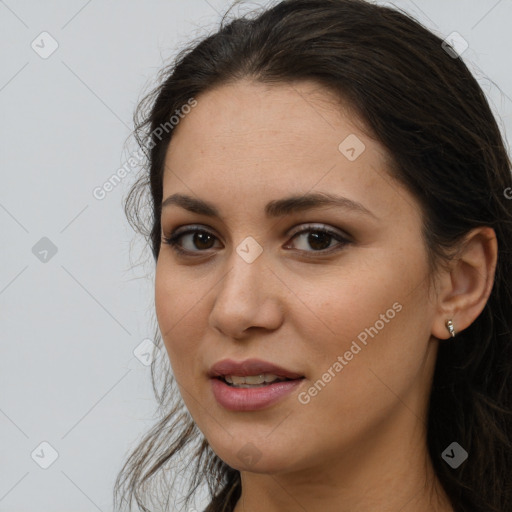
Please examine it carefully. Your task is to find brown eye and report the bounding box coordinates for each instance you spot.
[162,227,220,255]
[292,230,335,251]
[286,225,351,254]
[162,224,351,258]
[189,231,216,250]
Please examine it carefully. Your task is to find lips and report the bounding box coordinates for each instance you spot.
[209,358,306,411]
[208,358,304,380]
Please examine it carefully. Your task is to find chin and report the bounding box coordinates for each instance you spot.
[208,434,299,474]
[223,453,293,474]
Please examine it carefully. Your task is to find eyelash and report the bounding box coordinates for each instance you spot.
[161,224,351,258]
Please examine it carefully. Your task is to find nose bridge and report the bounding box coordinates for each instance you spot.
[219,238,267,307]
[209,237,283,336]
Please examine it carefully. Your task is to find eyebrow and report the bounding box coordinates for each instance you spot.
[161,192,376,219]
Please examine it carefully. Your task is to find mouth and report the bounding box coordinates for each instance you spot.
[214,374,301,388]
[208,358,305,411]
[208,357,304,381]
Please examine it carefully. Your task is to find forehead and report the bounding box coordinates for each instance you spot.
[168,79,358,160]
[161,80,417,224]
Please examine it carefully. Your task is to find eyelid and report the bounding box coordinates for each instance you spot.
[287,222,351,240]
[161,222,352,257]
[161,224,221,255]
[163,222,351,240]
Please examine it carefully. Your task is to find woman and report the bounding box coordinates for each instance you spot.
[113,1,512,511]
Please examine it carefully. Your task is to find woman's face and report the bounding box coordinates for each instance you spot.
[155,79,442,475]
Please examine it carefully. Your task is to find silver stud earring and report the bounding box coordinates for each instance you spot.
[445,319,456,338]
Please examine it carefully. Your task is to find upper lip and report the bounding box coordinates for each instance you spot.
[208,358,304,379]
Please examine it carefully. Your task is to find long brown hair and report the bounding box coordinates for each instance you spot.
[113,1,512,510]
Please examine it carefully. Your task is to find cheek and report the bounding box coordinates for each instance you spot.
[154,261,206,374]
[154,262,176,341]
[297,257,432,419]
[297,243,429,368]
[291,256,411,359]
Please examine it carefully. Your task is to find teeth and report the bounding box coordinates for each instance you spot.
[224,374,288,386]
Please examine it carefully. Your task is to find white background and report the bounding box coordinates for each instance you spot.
[1,1,511,511]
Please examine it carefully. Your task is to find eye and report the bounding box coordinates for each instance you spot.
[162,226,220,256]
[285,224,351,255]
[161,223,351,257]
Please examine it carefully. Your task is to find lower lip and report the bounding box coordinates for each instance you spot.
[211,377,305,411]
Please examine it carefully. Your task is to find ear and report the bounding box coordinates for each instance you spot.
[431,226,498,340]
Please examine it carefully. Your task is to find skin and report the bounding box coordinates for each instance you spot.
[155,79,497,512]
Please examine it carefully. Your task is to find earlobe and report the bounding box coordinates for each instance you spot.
[431,226,498,340]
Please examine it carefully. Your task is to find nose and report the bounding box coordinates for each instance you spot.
[208,247,284,339]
